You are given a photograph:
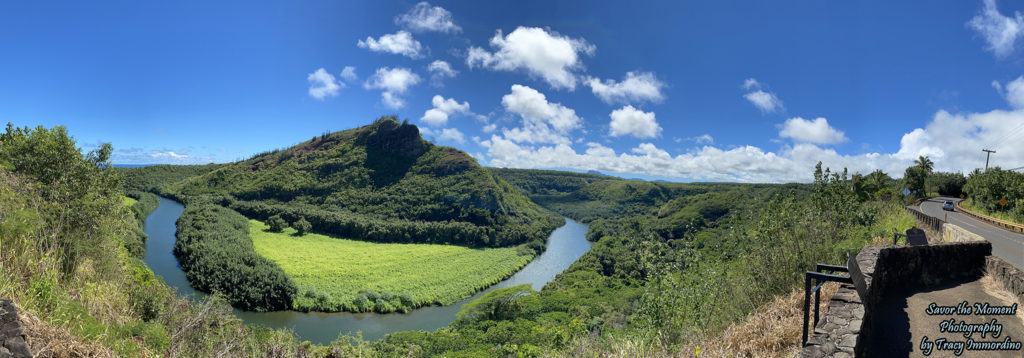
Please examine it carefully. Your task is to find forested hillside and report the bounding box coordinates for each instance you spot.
[157,117,560,249]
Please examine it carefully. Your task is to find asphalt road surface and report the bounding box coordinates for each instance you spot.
[919,197,1024,269]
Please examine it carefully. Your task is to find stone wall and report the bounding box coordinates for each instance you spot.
[799,284,863,358]
[943,222,985,243]
[802,242,994,358]
[0,299,31,358]
[851,242,991,358]
[987,255,1024,304]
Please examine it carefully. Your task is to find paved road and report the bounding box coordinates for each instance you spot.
[919,197,1024,269]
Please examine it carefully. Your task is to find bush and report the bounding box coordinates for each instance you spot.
[267,214,288,232]
[293,217,312,235]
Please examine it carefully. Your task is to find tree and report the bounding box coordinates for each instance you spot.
[293,217,312,235]
[267,214,288,232]
[865,169,892,195]
[903,166,927,196]
[914,156,934,174]
[926,171,966,196]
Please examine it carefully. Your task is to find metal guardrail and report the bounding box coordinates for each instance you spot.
[903,206,944,232]
[955,201,1024,234]
[802,263,853,346]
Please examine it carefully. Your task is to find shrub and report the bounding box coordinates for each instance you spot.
[293,217,312,235]
[267,214,288,232]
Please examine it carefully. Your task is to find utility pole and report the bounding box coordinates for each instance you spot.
[983,149,996,171]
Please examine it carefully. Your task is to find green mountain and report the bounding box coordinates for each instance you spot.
[168,117,561,249]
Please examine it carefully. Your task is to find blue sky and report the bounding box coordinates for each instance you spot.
[3,1,1024,182]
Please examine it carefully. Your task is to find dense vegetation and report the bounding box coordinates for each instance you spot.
[124,190,159,257]
[115,163,225,193]
[250,219,533,313]
[1,123,322,356]
[174,204,297,311]
[963,167,1024,224]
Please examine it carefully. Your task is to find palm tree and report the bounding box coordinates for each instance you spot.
[914,156,934,174]
[865,169,891,194]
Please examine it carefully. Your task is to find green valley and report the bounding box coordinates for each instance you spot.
[250,219,532,313]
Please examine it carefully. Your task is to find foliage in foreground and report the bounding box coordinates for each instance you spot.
[0,123,322,357]
[250,219,533,313]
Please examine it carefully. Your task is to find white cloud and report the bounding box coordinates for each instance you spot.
[968,0,1024,58]
[357,31,425,58]
[500,84,582,144]
[482,123,497,133]
[693,134,714,144]
[307,68,341,100]
[779,117,849,145]
[395,2,461,33]
[997,76,1024,108]
[585,72,666,104]
[609,105,662,139]
[467,27,595,90]
[744,90,783,113]
[340,66,358,82]
[420,95,471,127]
[438,128,465,143]
[481,107,1024,183]
[151,151,188,159]
[742,78,761,90]
[427,60,458,86]
[364,67,421,109]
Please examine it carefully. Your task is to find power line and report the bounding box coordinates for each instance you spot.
[987,121,1024,150]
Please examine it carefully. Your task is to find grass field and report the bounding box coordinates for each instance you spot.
[249,219,534,313]
[121,196,136,207]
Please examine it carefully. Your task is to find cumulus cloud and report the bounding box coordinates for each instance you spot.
[357,31,425,58]
[151,151,188,159]
[438,128,465,143]
[307,68,341,100]
[395,2,461,33]
[467,27,595,90]
[364,67,421,109]
[995,76,1024,108]
[421,127,466,144]
[340,66,358,82]
[779,117,849,145]
[499,84,582,144]
[481,105,1024,183]
[585,72,666,104]
[427,60,458,86]
[609,105,662,138]
[968,0,1024,58]
[742,78,784,113]
[744,90,783,113]
[421,95,471,127]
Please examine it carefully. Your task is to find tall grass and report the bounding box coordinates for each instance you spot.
[249,219,534,313]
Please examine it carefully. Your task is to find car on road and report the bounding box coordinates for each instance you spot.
[942,200,955,211]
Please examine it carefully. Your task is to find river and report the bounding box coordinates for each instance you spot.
[142,196,591,344]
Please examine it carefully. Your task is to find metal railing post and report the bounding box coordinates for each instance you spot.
[802,273,811,346]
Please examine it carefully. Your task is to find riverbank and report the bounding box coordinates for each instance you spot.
[143,196,592,343]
